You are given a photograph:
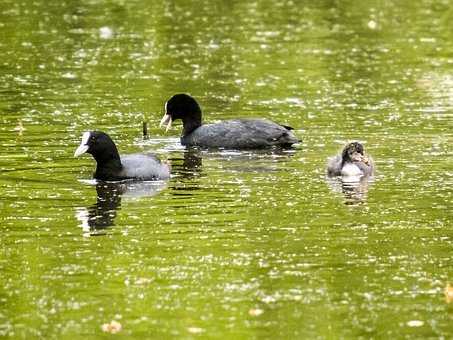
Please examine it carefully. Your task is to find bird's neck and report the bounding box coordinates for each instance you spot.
[341,156,352,167]
[182,116,202,136]
[93,151,123,180]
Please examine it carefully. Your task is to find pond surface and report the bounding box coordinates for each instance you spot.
[1,0,452,338]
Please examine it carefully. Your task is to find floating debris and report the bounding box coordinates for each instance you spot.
[407,320,424,327]
[249,308,264,316]
[101,320,122,333]
[445,284,453,303]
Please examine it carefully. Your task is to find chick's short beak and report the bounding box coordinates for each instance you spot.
[159,113,172,132]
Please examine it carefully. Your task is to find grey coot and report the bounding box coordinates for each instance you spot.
[74,131,170,181]
[159,94,300,149]
[327,142,374,177]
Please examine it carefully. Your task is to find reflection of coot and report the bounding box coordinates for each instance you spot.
[75,181,167,235]
[167,150,203,179]
[182,150,203,177]
[166,150,203,195]
[341,178,371,205]
[75,183,122,234]
[326,176,373,205]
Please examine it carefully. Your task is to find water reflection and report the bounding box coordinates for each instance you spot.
[75,181,167,235]
[178,149,203,178]
[169,147,296,178]
[326,176,374,205]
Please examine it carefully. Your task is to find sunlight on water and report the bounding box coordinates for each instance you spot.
[0,0,452,338]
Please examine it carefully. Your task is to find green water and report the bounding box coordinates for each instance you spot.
[1,0,452,338]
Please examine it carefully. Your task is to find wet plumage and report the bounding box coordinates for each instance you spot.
[160,94,300,149]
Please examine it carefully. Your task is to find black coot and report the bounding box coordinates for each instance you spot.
[74,131,170,181]
[327,142,374,177]
[159,94,300,149]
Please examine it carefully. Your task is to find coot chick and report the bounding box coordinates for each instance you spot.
[159,94,300,149]
[74,131,170,181]
[327,142,374,177]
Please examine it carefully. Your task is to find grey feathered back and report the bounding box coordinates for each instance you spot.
[181,119,299,149]
[119,154,170,180]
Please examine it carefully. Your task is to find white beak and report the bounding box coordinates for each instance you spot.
[74,131,91,157]
[159,113,172,132]
[74,144,89,157]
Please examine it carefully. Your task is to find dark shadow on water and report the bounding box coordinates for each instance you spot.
[326,175,374,205]
[169,149,204,179]
[167,150,204,196]
[75,181,167,235]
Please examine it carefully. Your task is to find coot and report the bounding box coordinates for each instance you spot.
[327,142,374,177]
[159,94,300,149]
[74,131,170,181]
